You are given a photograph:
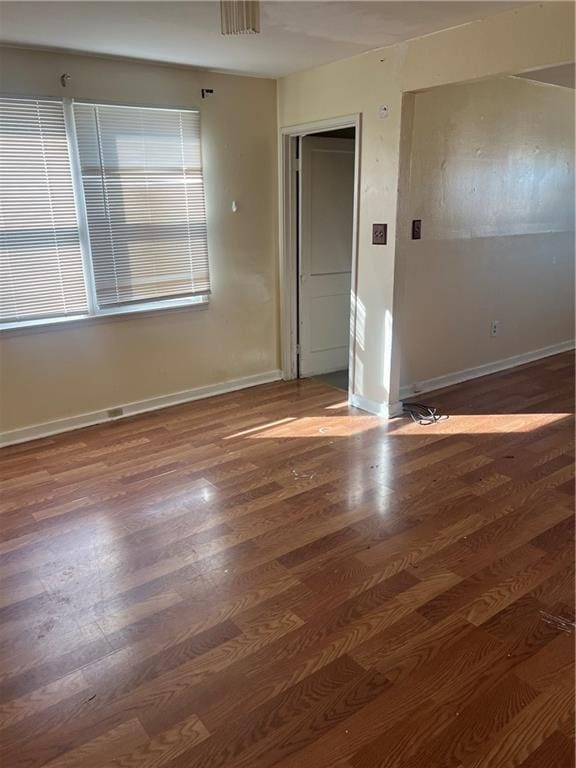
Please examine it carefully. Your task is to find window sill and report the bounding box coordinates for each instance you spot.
[0,295,209,336]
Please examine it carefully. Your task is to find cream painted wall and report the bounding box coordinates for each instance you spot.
[0,47,279,432]
[278,1,575,413]
[398,76,574,388]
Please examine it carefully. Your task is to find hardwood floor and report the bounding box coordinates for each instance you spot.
[0,352,574,767]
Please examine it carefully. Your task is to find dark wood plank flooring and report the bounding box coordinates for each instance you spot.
[0,352,574,767]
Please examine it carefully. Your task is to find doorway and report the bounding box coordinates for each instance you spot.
[298,128,355,392]
[279,115,360,397]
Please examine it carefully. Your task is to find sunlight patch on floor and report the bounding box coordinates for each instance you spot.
[324,401,349,411]
[225,417,297,439]
[225,406,572,441]
[389,412,572,435]
[244,414,380,438]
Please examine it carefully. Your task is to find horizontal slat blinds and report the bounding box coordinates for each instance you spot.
[0,98,88,322]
[74,103,210,308]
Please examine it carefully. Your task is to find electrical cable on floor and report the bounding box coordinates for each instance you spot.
[402,401,447,426]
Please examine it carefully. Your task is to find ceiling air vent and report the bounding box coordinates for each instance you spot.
[220,0,260,35]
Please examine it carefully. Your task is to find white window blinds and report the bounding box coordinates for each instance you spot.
[74,103,210,308]
[0,97,88,322]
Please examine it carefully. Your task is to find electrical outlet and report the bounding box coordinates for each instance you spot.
[372,223,387,245]
[490,320,500,337]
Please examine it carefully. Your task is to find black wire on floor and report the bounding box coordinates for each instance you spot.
[402,402,447,426]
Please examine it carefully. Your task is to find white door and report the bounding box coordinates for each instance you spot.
[299,136,355,377]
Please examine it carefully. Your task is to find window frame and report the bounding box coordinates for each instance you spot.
[0,96,210,333]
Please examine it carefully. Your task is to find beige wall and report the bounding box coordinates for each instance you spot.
[278,1,575,412]
[398,76,575,388]
[0,47,279,432]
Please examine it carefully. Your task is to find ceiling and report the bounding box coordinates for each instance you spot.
[0,1,527,78]
[516,63,575,89]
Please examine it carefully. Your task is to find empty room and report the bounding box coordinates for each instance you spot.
[0,2,574,767]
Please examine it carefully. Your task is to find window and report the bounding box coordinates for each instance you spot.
[74,103,210,309]
[0,97,210,329]
[0,97,88,323]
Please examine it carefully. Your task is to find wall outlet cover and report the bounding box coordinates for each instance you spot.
[372,223,387,245]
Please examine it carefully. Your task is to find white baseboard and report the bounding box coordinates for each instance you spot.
[0,369,283,447]
[5,339,571,447]
[350,393,403,419]
[399,340,575,400]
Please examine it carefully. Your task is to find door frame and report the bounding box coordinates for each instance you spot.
[279,114,362,397]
